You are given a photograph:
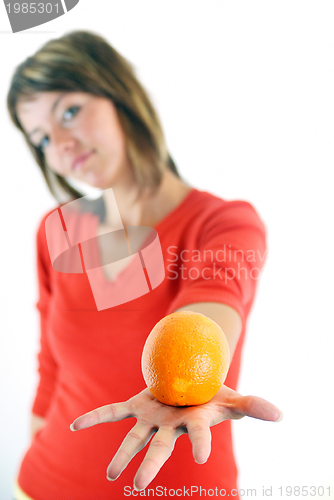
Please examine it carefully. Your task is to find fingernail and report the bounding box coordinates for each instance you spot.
[133,484,145,492]
[276,412,284,422]
[107,472,120,481]
[70,423,76,432]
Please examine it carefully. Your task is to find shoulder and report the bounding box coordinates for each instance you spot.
[35,207,60,244]
[37,197,105,232]
[188,188,266,235]
[37,198,103,252]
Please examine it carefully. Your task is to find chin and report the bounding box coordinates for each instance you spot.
[81,171,112,190]
[67,174,105,194]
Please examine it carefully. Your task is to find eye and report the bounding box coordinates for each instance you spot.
[63,106,80,122]
[38,136,50,151]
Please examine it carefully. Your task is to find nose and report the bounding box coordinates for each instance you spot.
[51,125,77,153]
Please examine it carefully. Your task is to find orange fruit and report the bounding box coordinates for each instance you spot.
[141,311,230,406]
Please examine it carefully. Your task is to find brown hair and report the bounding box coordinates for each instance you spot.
[7,30,181,201]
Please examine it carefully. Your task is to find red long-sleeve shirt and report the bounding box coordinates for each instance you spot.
[17,188,266,500]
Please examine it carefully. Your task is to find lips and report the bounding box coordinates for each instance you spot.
[72,150,94,171]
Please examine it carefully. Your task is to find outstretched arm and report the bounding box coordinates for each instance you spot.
[70,302,282,491]
[174,302,243,359]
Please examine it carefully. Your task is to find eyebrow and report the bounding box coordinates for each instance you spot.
[27,93,68,140]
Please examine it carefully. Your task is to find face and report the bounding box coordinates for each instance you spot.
[17,91,135,189]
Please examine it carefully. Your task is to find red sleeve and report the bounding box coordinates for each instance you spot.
[166,201,267,326]
[31,213,59,418]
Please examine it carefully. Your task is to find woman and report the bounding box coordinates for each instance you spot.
[8,31,282,500]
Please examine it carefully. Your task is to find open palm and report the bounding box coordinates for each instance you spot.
[70,385,282,491]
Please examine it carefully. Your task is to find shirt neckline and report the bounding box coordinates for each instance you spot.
[87,187,198,285]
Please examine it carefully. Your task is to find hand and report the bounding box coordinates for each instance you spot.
[30,413,46,442]
[70,386,283,491]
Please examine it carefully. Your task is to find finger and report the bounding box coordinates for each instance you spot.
[133,426,176,491]
[187,418,212,464]
[70,402,132,431]
[107,423,154,480]
[232,395,283,422]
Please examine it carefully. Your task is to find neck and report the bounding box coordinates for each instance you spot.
[103,168,191,228]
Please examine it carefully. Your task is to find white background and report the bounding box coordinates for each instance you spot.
[1,2,334,499]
